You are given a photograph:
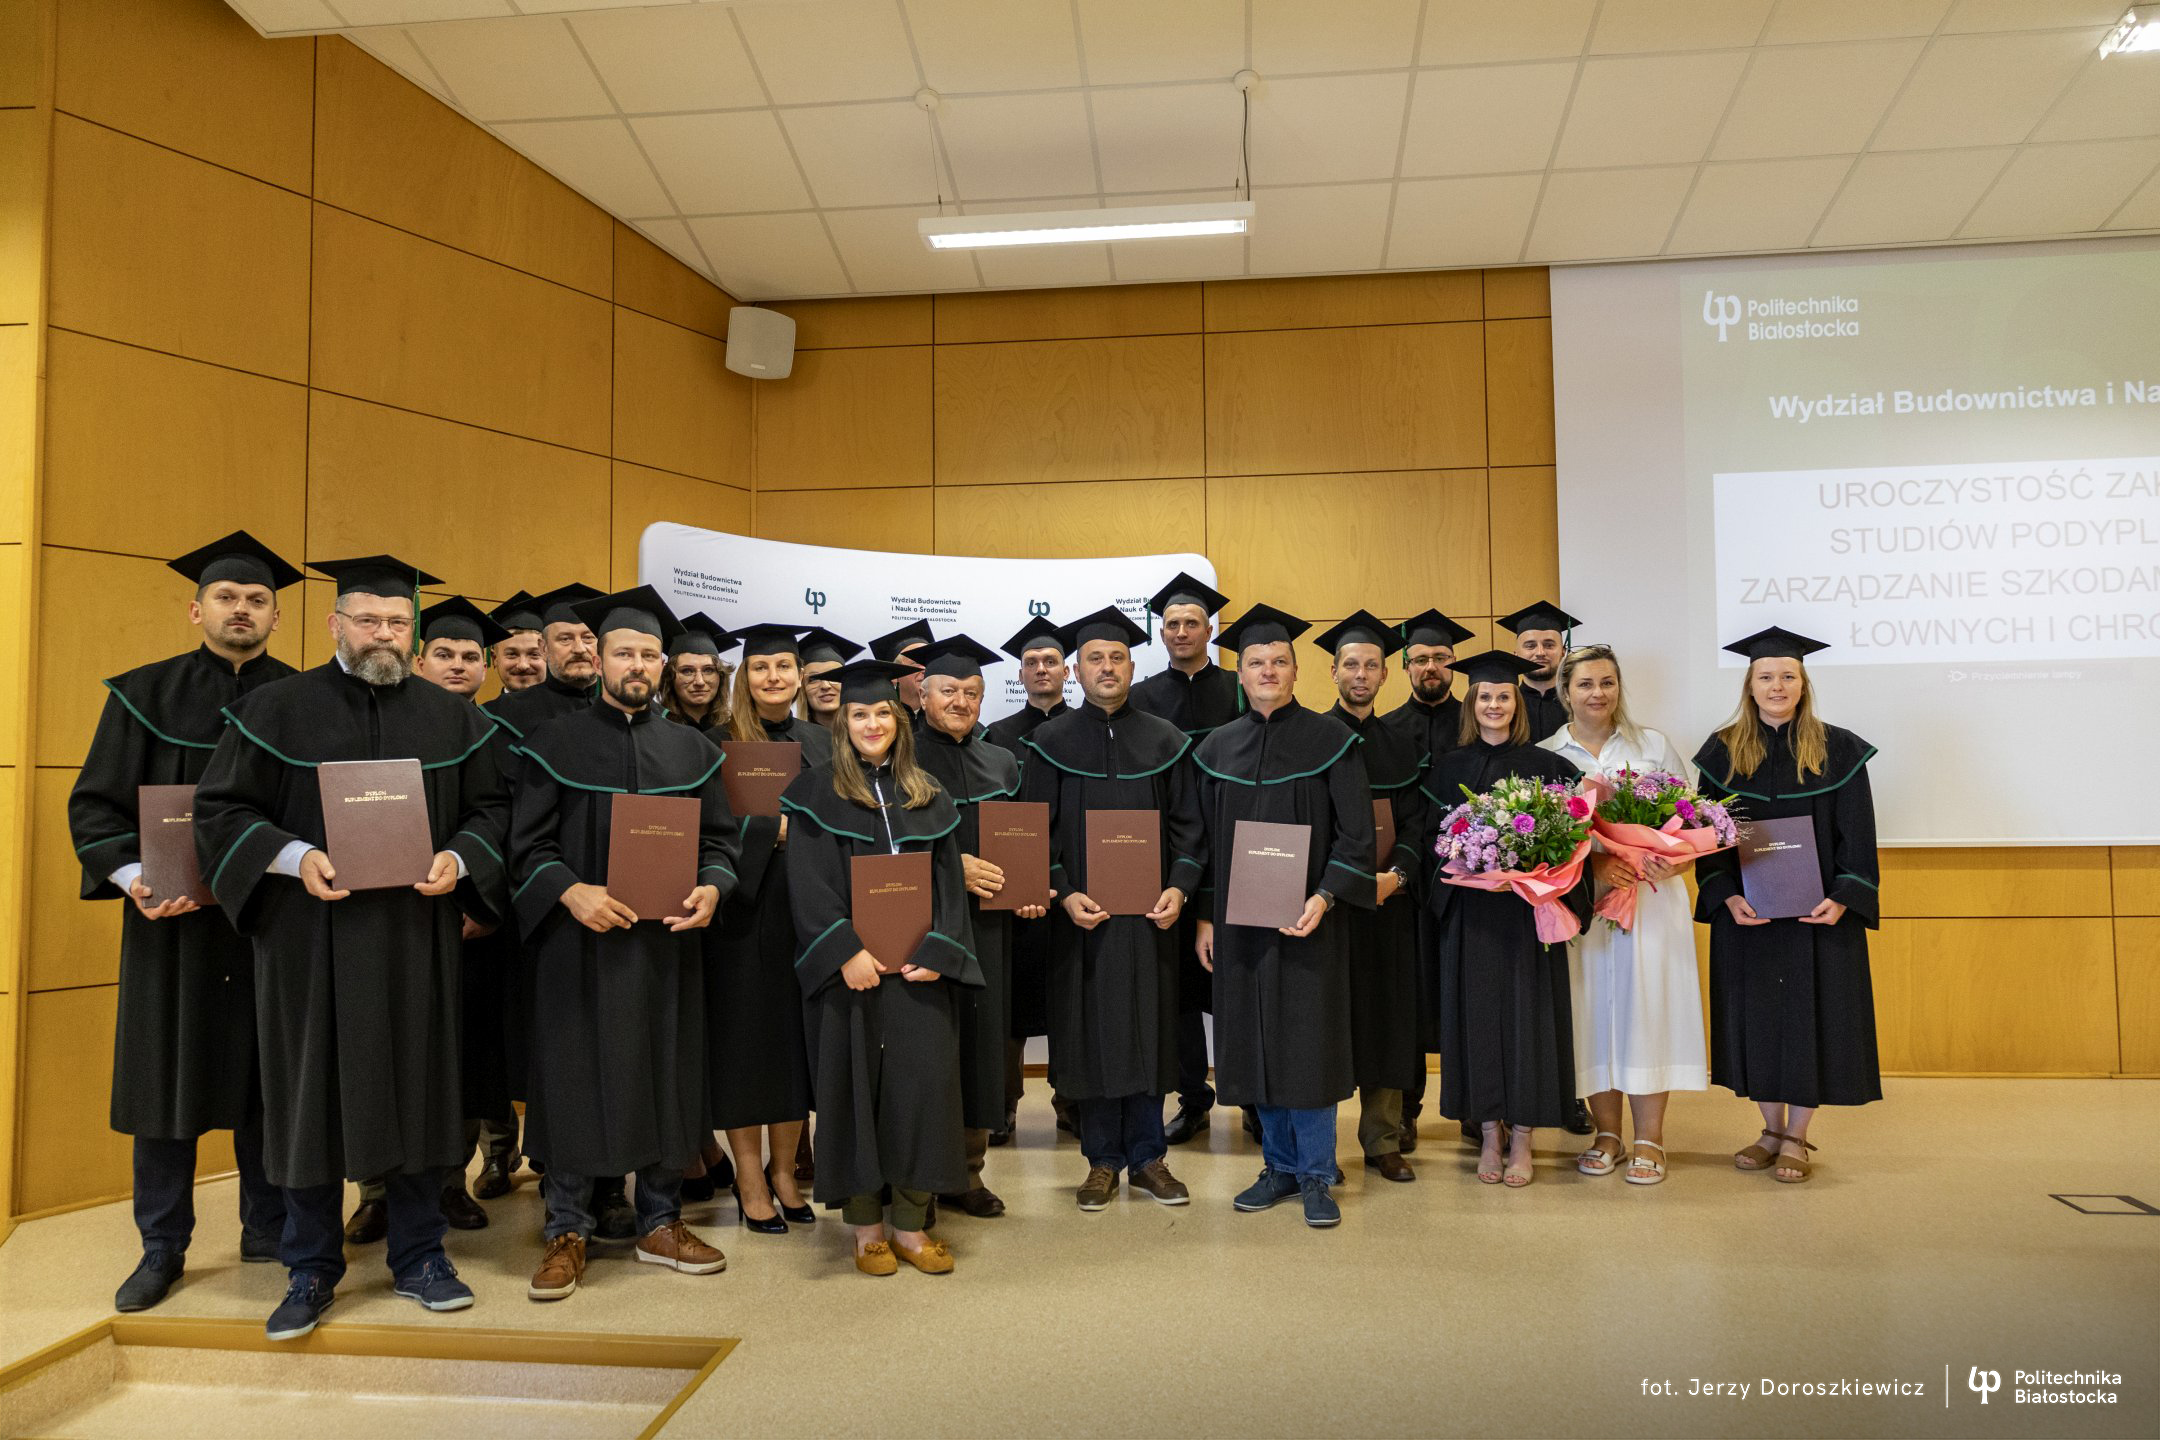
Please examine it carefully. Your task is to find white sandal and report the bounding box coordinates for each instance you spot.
[1576,1130,1623,1176]
[1624,1140,1667,1186]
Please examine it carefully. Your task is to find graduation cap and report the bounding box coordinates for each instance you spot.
[1496,600,1582,637]
[490,590,545,635]
[821,658,917,707]
[868,619,935,661]
[728,623,803,660]
[1147,571,1229,619]
[796,627,862,667]
[169,530,304,592]
[1399,607,1475,650]
[309,553,442,601]
[419,596,508,651]
[1313,610,1404,659]
[1451,650,1542,686]
[670,611,727,658]
[1063,605,1148,655]
[569,585,682,646]
[1723,626,1830,663]
[1217,603,1310,655]
[1001,614,1066,661]
[531,582,603,629]
[914,634,1002,680]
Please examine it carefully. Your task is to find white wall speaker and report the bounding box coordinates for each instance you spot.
[725,306,796,380]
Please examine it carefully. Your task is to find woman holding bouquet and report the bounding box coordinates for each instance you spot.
[1540,646,1706,1186]
[1419,652,1591,1187]
[1692,628,1881,1184]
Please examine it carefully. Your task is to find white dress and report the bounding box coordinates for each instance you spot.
[1539,725,1709,1096]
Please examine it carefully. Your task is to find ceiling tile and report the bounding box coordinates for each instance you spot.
[1666,155,1851,253]
[1940,0,2129,32]
[491,118,673,217]
[1961,137,2160,236]
[1871,30,2100,150]
[1401,62,1576,176]
[1250,0,1421,75]
[1711,40,1925,161]
[1090,84,1245,194]
[632,218,715,278]
[2104,163,2160,229]
[1811,147,2013,246]
[823,205,983,292]
[958,199,1115,288]
[405,14,610,122]
[1524,165,1696,260]
[1419,0,1595,65]
[783,101,947,209]
[328,0,508,22]
[344,27,454,101]
[1757,0,1951,44]
[1101,188,1249,281]
[904,0,1082,92]
[1075,0,1245,86]
[1587,0,1774,53]
[632,111,812,214]
[1249,72,1411,186]
[2033,56,2160,142]
[1385,173,1544,267]
[690,212,851,299]
[1553,52,1747,168]
[936,91,1099,200]
[1245,182,1394,274]
[230,0,345,34]
[732,0,921,105]
[568,6,765,113]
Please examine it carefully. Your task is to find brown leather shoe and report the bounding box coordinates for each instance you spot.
[634,1221,727,1275]
[939,1186,1006,1218]
[528,1233,585,1301]
[854,1241,898,1277]
[1364,1151,1416,1183]
[892,1236,954,1274]
[1128,1159,1190,1206]
[1076,1164,1118,1211]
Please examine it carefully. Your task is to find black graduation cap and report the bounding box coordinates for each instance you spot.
[796,627,862,667]
[1217,603,1310,654]
[822,658,917,707]
[1399,607,1475,650]
[168,530,304,592]
[1146,571,1229,618]
[490,590,544,634]
[1313,610,1404,658]
[419,596,509,650]
[1723,626,1830,663]
[1063,605,1148,655]
[1451,650,1542,685]
[914,634,1002,680]
[670,611,727,658]
[309,553,442,601]
[1001,614,1065,661]
[531,582,603,628]
[868,619,935,661]
[728,623,803,660]
[569,585,682,646]
[1496,600,1582,637]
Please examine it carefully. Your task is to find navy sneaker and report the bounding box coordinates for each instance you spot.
[1300,1177,1341,1229]
[114,1250,184,1312]
[1232,1168,1300,1212]
[265,1273,336,1341]
[240,1228,281,1264]
[393,1255,475,1312]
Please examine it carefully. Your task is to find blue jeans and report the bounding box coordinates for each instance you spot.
[282,1169,447,1285]
[1076,1093,1167,1172]
[1255,1104,1338,1183]
[133,1116,284,1255]
[543,1165,681,1240]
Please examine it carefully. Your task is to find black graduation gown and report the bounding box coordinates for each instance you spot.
[1694,721,1883,1109]
[1130,664,1243,1020]
[915,725,1022,1132]
[983,699,1066,1040]
[704,713,831,1130]
[508,700,740,1176]
[1380,691,1461,1061]
[192,662,510,1189]
[1328,704,1430,1093]
[1018,702,1205,1102]
[1522,684,1568,744]
[1193,700,1376,1110]
[782,763,983,1203]
[69,646,296,1138]
[1417,740,1589,1127]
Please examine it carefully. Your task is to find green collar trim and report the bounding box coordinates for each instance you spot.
[105,681,218,750]
[1018,732,1191,781]
[779,795,962,846]
[510,746,725,796]
[486,711,526,740]
[1704,746,1877,803]
[1192,731,1359,787]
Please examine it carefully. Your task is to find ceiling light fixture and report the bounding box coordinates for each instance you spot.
[919,200,1254,250]
[2099,5,2160,55]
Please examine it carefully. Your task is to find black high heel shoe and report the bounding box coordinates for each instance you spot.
[731,1182,788,1234]
[767,1164,815,1226]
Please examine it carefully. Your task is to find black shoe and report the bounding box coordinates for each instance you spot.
[766,1164,815,1224]
[472,1154,517,1200]
[1163,1106,1211,1146]
[342,1198,387,1245]
[1241,1108,1262,1144]
[711,1151,738,1190]
[1300,1177,1341,1229]
[115,1250,185,1312]
[392,1255,475,1312]
[1052,1099,1076,1135]
[680,1173,717,1204]
[594,1183,637,1242]
[1332,1165,1347,1185]
[240,1227,280,1264]
[938,1186,1006,1218]
[987,1119,1014,1147]
[732,1184,788,1235]
[440,1185,489,1231]
[265,1273,335,1341]
[1565,1099,1595,1136]
[1399,1113,1420,1154]
[1232,1167,1301,1212]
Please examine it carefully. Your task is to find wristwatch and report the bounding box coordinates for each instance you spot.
[1386,866,1408,888]
[1316,889,1337,912]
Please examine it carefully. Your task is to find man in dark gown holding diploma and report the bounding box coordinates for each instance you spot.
[71,530,300,1314]
[509,586,739,1304]
[1018,607,1205,1212]
[192,554,511,1340]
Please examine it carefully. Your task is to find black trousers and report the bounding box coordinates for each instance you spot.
[281,1169,448,1284]
[1174,1010,1215,1112]
[132,1116,284,1256]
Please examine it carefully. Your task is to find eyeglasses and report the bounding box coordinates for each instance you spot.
[336,611,414,635]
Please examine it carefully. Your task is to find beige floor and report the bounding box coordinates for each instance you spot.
[3,1079,2157,1438]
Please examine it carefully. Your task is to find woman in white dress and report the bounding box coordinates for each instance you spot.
[1539,645,1707,1185]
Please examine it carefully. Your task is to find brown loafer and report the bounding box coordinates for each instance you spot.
[892,1237,954,1274]
[854,1241,898,1276]
[1076,1164,1118,1211]
[528,1233,585,1301]
[1363,1151,1416,1183]
[939,1186,1006,1218]
[1128,1159,1190,1205]
[634,1221,727,1275]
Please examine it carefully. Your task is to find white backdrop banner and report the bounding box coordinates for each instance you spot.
[637,522,1215,721]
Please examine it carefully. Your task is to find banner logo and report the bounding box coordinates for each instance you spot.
[803,587,828,614]
[1027,598,1051,617]
[1703,290,1741,342]
[1969,1368,2001,1404]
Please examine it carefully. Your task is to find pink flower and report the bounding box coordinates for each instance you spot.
[1565,795,1591,820]
[1675,798,1697,822]
[1511,813,1536,835]
[1450,817,1469,835]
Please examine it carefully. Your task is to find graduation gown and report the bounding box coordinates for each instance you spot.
[1418,740,1589,1127]
[1019,702,1205,1102]
[508,700,740,1177]
[1379,692,1462,766]
[1193,700,1376,1110]
[1129,664,1242,1020]
[1693,721,1882,1109]
[916,723,1023,1132]
[192,662,510,1189]
[705,713,831,1130]
[983,699,1066,1040]
[1521,684,1569,745]
[782,762,983,1204]
[69,646,296,1138]
[1328,704,1430,1093]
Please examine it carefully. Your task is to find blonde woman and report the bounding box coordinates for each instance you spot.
[795,627,855,725]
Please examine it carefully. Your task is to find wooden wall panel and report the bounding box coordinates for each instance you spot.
[756,487,931,554]
[2118,918,2160,1073]
[1483,266,1551,319]
[1205,323,1485,476]
[0,110,43,325]
[0,543,18,764]
[0,0,37,107]
[2114,847,2160,915]
[1206,470,1488,621]
[1204,271,1482,332]
[934,477,1205,560]
[756,346,931,491]
[54,0,314,192]
[1485,317,1555,467]
[1488,466,1559,619]
[43,331,307,558]
[934,334,1203,486]
[47,115,311,382]
[614,222,731,339]
[772,296,930,350]
[0,327,31,543]
[611,308,753,485]
[313,38,610,298]
[312,207,613,453]
[18,985,129,1214]
[1873,917,2119,1074]
[612,462,751,589]
[27,767,112,992]
[1880,847,2114,918]
[934,283,1201,345]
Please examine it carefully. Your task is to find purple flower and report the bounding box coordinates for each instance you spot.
[1512,813,1536,835]
[1675,798,1697,822]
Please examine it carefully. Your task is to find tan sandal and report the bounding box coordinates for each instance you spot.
[1734,1129,1785,1171]
[1772,1137,1816,1184]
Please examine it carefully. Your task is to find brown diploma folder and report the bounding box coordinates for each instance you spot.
[1372,798,1396,870]
[1226,819,1312,929]
[316,759,433,891]
[1084,808,1161,915]
[1737,815,1827,920]
[977,800,1051,911]
[720,740,802,818]
[851,850,933,974]
[607,793,701,921]
[138,784,214,906]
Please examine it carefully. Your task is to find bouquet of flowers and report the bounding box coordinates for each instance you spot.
[1435,776,1595,943]
[1583,768,1739,932]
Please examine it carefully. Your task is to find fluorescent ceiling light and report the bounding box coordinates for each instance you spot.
[2099,6,2160,55]
[919,201,1254,251]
